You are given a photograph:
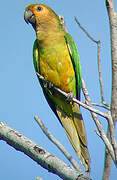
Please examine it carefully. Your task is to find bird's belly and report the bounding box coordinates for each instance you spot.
[39,51,76,93]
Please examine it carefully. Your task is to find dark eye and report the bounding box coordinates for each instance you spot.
[36,6,43,12]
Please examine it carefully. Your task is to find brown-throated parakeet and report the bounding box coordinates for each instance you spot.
[24,4,91,172]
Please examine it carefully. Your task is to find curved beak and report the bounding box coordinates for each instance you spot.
[24,9,36,25]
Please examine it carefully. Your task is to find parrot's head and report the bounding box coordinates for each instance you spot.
[24,4,64,37]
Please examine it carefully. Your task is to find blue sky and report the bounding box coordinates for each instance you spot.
[0,0,117,179]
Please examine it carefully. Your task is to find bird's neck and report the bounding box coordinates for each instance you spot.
[35,19,65,48]
[36,31,65,49]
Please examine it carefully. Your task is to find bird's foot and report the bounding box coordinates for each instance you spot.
[66,92,74,104]
[43,80,54,90]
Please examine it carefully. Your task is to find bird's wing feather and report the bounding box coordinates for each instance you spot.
[64,33,81,99]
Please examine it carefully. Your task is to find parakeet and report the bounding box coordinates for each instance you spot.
[24,4,91,172]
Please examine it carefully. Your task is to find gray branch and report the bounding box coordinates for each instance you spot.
[103,1,117,179]
[34,115,82,172]
[75,17,107,106]
[0,121,90,180]
[81,79,116,165]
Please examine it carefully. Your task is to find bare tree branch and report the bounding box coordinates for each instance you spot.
[91,103,110,110]
[103,1,117,179]
[107,111,117,154]
[81,79,116,165]
[97,38,106,105]
[0,121,90,180]
[106,0,117,122]
[74,17,98,43]
[75,17,107,106]
[103,127,112,180]
[34,115,82,172]
[106,0,117,123]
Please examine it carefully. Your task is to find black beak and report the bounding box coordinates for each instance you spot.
[24,9,36,25]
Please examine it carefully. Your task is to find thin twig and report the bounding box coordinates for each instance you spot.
[74,17,98,43]
[34,115,82,172]
[92,103,110,110]
[75,17,107,106]
[97,38,106,105]
[73,96,108,119]
[94,129,101,137]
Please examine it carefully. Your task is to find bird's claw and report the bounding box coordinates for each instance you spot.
[43,80,54,89]
[66,92,74,104]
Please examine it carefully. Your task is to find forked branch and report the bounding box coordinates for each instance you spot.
[75,17,106,105]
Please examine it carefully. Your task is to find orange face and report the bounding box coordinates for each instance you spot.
[26,4,49,17]
[24,4,52,26]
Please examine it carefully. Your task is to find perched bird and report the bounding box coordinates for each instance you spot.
[24,4,91,172]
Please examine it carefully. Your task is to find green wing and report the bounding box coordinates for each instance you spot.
[64,33,81,100]
[33,39,40,73]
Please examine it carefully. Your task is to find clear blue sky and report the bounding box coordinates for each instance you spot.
[0,0,117,179]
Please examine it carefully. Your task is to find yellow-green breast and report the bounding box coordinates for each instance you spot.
[39,42,76,95]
